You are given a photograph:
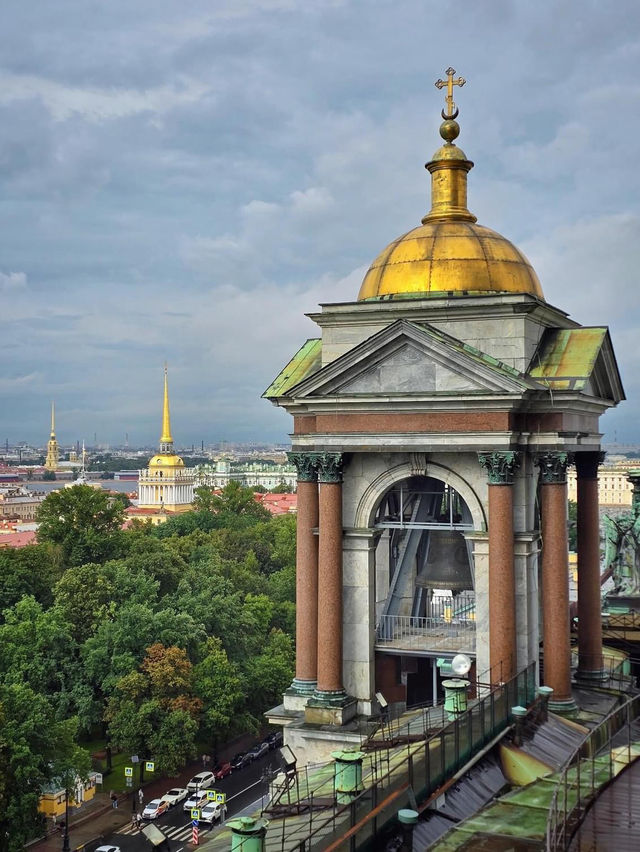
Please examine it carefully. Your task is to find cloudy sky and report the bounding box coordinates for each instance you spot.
[2,0,640,448]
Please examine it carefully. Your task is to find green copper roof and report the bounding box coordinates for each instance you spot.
[529,328,607,390]
[263,338,322,399]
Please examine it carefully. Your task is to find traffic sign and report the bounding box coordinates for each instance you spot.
[216,793,226,804]
[145,761,155,772]
[125,777,132,787]
[124,767,133,777]
[191,808,201,820]
[206,790,216,800]
[94,773,103,785]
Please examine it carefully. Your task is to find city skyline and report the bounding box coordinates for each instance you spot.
[2,2,640,444]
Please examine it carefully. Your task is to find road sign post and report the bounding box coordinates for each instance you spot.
[192,818,199,846]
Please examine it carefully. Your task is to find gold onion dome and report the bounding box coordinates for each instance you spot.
[357,69,543,302]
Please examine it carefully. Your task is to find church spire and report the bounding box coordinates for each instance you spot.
[422,67,477,224]
[45,401,59,471]
[159,364,174,452]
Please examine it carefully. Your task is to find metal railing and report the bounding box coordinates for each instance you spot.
[546,693,640,851]
[263,663,536,851]
[376,595,476,647]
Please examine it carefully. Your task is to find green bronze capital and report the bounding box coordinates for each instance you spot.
[287,452,320,482]
[478,451,520,485]
[537,452,568,485]
[317,452,344,483]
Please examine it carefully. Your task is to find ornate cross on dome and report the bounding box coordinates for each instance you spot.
[435,67,466,119]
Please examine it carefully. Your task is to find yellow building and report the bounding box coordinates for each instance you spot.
[137,366,195,513]
[44,402,59,471]
[38,772,100,819]
[567,461,638,507]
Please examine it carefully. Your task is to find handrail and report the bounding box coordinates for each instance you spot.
[264,662,535,851]
[545,693,640,851]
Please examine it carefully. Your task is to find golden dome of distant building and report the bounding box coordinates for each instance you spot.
[148,454,185,469]
[357,78,544,303]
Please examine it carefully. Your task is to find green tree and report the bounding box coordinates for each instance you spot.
[193,637,251,747]
[42,469,56,481]
[53,560,160,643]
[0,683,89,850]
[105,644,201,774]
[0,542,63,618]
[568,499,577,551]
[242,629,294,716]
[36,485,124,566]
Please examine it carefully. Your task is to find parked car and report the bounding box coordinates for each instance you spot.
[265,731,283,750]
[183,790,210,812]
[161,787,188,807]
[247,741,269,761]
[141,798,169,820]
[230,752,251,770]
[95,847,121,852]
[213,761,232,780]
[200,801,228,824]
[186,770,216,792]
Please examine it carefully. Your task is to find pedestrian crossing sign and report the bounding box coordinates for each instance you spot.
[124,767,133,777]
[145,761,155,772]
[191,808,200,819]
[216,793,226,804]
[206,790,216,800]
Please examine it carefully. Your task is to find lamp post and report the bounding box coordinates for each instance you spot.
[61,776,70,852]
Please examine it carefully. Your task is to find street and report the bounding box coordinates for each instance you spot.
[84,750,279,851]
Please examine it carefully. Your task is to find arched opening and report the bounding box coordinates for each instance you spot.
[373,475,476,708]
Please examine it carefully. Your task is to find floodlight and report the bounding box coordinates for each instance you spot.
[451,654,472,676]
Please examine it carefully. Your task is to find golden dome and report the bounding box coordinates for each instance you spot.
[148,454,185,469]
[358,73,544,302]
[358,220,543,301]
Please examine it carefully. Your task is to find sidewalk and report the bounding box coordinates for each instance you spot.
[29,733,259,851]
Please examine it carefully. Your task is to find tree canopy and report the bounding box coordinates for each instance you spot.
[0,493,296,844]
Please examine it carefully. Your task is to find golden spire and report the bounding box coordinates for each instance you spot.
[422,66,476,224]
[50,401,56,437]
[160,364,174,447]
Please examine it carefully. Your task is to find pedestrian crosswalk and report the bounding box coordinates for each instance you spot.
[117,820,213,841]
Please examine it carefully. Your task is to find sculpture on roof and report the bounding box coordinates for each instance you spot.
[603,471,640,597]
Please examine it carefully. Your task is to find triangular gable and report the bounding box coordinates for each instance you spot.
[528,328,625,403]
[286,320,537,400]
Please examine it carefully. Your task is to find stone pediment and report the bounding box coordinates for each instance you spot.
[288,320,534,399]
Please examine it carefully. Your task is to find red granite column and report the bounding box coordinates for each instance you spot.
[286,453,319,696]
[575,451,606,681]
[538,453,576,712]
[479,452,519,683]
[306,452,348,706]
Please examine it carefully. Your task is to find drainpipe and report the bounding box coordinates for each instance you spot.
[511,706,527,747]
[538,685,554,722]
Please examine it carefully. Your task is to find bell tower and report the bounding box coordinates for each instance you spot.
[44,402,59,471]
[264,71,624,765]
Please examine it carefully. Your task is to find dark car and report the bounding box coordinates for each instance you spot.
[265,731,283,750]
[230,752,251,770]
[213,760,232,780]
[248,741,269,761]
